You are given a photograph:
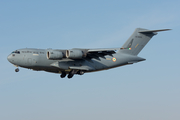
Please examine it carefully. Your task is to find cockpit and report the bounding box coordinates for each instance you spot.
[12,50,20,54]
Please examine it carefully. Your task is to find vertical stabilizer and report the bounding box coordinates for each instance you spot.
[119,28,170,55]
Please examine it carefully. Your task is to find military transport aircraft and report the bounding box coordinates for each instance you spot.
[7,28,170,78]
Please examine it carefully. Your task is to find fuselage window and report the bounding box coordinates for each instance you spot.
[40,52,44,54]
[33,51,38,54]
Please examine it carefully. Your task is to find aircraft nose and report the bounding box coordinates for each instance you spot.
[7,54,12,62]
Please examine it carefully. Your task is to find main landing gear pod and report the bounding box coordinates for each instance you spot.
[60,70,85,79]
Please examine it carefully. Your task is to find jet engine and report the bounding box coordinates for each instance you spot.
[66,49,84,59]
[47,50,63,60]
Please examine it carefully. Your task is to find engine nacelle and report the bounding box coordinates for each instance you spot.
[66,49,84,59]
[47,50,63,60]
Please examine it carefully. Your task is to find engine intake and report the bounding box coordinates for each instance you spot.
[66,49,84,59]
[47,50,63,60]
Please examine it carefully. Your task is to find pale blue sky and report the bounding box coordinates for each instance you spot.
[1,0,180,120]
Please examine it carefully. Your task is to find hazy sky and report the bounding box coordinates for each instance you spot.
[1,0,180,120]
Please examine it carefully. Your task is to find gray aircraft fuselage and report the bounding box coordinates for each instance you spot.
[7,28,170,78]
[7,48,145,72]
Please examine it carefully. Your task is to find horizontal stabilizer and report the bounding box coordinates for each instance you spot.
[139,29,171,33]
[128,60,145,64]
[128,61,138,64]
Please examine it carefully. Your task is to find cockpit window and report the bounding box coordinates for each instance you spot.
[12,50,20,54]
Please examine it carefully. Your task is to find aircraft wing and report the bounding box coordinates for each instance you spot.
[86,48,119,60]
[87,48,119,52]
[48,48,119,60]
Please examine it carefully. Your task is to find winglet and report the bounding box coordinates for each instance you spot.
[139,29,171,33]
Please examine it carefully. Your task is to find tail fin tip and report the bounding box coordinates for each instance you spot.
[139,29,171,34]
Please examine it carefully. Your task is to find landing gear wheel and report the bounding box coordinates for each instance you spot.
[79,71,84,75]
[60,72,66,78]
[67,70,77,79]
[15,68,19,72]
[67,74,74,79]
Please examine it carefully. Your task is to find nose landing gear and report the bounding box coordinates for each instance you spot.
[15,68,19,72]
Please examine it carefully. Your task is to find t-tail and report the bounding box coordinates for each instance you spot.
[119,28,171,56]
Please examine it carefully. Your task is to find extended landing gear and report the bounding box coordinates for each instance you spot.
[60,72,66,78]
[68,70,77,79]
[60,70,85,79]
[15,68,19,72]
